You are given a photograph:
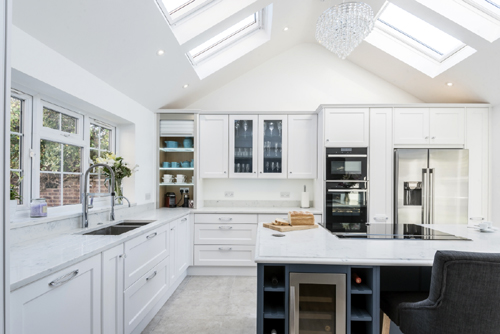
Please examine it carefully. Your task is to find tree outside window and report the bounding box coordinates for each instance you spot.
[10,97,23,204]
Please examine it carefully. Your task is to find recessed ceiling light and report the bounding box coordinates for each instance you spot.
[157,50,165,56]
[183,84,189,88]
[446,82,453,86]
[283,27,289,31]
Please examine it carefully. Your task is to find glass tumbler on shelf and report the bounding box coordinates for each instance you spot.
[269,122,274,137]
[278,121,282,137]
[271,162,275,172]
[236,163,241,173]
[265,162,270,172]
[243,121,248,138]
[245,164,250,173]
[275,143,279,157]
[276,162,281,172]
[237,148,242,157]
[235,121,240,138]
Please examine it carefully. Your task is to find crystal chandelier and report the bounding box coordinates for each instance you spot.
[316,2,375,59]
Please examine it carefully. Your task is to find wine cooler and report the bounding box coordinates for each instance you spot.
[289,273,346,334]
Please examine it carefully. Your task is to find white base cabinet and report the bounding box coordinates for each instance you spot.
[169,216,191,284]
[102,244,124,334]
[11,255,101,334]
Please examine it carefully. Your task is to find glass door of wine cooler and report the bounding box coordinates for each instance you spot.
[229,115,258,178]
[258,115,287,178]
[290,273,346,334]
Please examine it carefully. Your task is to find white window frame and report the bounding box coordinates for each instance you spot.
[155,0,219,26]
[33,99,86,211]
[10,90,33,210]
[86,118,117,208]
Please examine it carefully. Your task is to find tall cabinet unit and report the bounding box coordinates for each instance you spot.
[157,114,196,208]
[258,115,288,178]
[229,115,258,178]
[288,115,318,179]
[199,115,229,178]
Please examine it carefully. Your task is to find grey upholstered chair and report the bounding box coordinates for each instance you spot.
[380,250,500,334]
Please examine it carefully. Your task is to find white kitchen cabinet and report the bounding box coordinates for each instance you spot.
[194,245,256,266]
[102,244,124,334]
[369,108,393,229]
[394,107,465,145]
[466,107,490,221]
[394,108,430,145]
[199,115,229,178]
[324,108,369,147]
[169,215,190,284]
[124,224,169,289]
[229,115,258,178]
[288,115,317,179]
[258,115,288,178]
[11,255,101,334]
[429,108,465,145]
[194,223,257,245]
[124,257,169,334]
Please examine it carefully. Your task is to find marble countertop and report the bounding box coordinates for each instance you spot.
[195,207,322,214]
[255,223,500,266]
[10,208,191,291]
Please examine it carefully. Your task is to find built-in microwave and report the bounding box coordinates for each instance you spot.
[325,148,367,181]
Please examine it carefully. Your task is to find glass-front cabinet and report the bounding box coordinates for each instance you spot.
[229,115,258,178]
[258,115,287,178]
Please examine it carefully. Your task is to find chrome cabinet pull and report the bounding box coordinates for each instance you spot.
[219,226,233,230]
[218,247,232,251]
[290,286,296,334]
[431,136,436,139]
[146,232,157,240]
[425,136,429,139]
[146,271,157,281]
[49,269,79,287]
[181,218,188,222]
[219,217,232,221]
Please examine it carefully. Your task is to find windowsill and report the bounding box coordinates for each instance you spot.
[10,203,137,230]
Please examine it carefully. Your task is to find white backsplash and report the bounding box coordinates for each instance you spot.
[10,203,155,245]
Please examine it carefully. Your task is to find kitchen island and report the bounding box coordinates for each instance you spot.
[254,223,500,334]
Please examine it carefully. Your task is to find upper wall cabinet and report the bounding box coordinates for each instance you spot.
[288,115,317,179]
[394,108,465,145]
[229,115,258,178]
[199,115,229,178]
[258,115,288,178]
[324,108,369,147]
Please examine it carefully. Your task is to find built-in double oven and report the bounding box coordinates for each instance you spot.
[325,148,368,233]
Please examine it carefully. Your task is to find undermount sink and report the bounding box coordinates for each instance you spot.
[82,220,156,236]
[83,225,140,235]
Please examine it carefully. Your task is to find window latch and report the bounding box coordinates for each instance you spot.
[29,149,35,158]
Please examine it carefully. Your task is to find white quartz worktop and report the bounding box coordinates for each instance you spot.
[255,224,500,266]
[10,208,191,291]
[195,207,322,214]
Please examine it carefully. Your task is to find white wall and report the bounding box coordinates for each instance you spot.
[491,105,500,222]
[11,26,155,205]
[187,43,422,111]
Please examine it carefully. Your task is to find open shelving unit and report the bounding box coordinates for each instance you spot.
[350,267,380,334]
[157,114,196,208]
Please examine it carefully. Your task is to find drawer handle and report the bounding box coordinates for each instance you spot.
[219,217,232,221]
[219,247,232,251]
[181,218,188,222]
[49,269,79,287]
[146,271,157,281]
[146,232,158,240]
[219,226,233,230]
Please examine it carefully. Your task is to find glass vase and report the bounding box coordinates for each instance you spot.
[115,179,123,205]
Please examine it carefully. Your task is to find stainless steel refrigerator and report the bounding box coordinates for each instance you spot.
[394,149,469,226]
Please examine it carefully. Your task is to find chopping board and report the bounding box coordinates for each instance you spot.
[263,223,319,232]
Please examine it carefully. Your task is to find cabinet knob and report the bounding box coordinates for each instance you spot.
[326,139,330,142]
[425,136,429,139]
[253,171,256,174]
[260,171,263,174]
[289,171,292,174]
[432,136,436,139]
[224,171,227,173]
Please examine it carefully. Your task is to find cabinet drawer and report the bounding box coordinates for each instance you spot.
[194,245,256,266]
[124,224,169,288]
[124,257,169,334]
[194,224,257,245]
[194,213,257,224]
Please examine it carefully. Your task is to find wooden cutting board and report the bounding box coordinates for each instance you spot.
[263,223,319,232]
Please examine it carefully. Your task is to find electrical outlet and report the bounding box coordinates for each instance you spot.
[280,192,290,198]
[225,191,234,198]
[181,187,189,193]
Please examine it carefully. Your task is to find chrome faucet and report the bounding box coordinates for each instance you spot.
[115,196,131,207]
[82,164,115,228]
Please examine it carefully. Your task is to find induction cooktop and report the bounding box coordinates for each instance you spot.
[335,224,471,240]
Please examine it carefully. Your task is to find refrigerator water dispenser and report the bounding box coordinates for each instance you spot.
[404,181,422,206]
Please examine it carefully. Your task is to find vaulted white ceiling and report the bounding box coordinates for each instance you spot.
[12,0,500,111]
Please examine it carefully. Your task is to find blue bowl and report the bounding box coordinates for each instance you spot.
[165,141,178,148]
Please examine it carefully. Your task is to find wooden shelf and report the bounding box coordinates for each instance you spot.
[263,286,285,292]
[159,148,194,152]
[263,306,285,319]
[351,307,372,322]
[351,283,372,294]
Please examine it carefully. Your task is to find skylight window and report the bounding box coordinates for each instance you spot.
[377,3,466,61]
[187,12,261,65]
[158,0,216,24]
[466,0,500,18]
[365,2,477,78]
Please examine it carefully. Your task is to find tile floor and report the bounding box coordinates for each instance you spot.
[142,276,257,334]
